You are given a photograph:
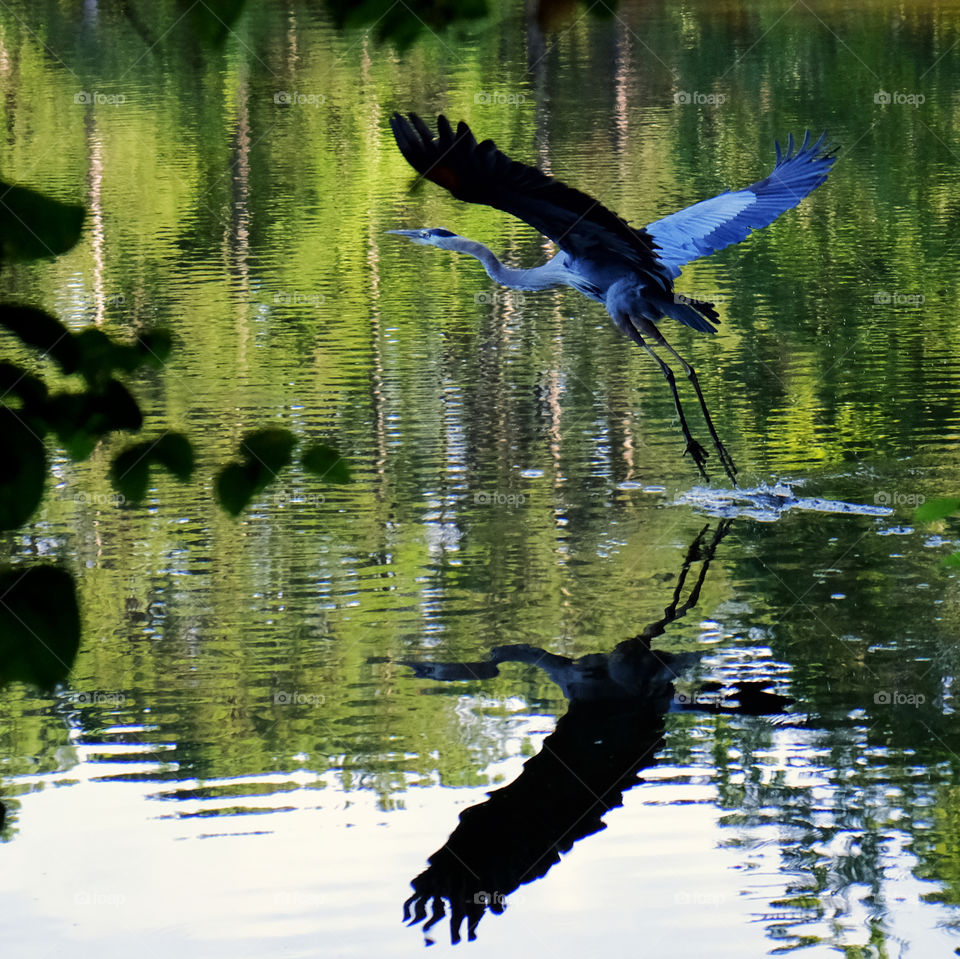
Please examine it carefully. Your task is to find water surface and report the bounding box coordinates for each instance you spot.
[1,1,960,955]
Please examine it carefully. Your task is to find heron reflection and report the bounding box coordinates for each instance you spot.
[400,522,791,944]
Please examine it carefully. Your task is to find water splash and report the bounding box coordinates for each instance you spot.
[676,482,894,522]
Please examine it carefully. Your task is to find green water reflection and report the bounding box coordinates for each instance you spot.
[1,0,960,955]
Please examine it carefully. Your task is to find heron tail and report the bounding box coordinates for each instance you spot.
[655,290,720,334]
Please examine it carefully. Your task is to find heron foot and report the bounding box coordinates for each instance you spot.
[712,438,738,486]
[683,437,711,481]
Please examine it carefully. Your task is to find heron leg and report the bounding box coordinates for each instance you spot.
[653,333,738,486]
[620,321,710,480]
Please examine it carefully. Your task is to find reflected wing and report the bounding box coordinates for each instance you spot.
[646,132,836,277]
[390,112,667,284]
[400,660,500,681]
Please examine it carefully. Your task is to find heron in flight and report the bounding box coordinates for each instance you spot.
[389,113,835,483]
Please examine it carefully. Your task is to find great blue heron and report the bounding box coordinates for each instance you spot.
[389,113,836,484]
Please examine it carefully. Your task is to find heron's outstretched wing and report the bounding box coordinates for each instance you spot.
[646,132,836,277]
[390,112,668,286]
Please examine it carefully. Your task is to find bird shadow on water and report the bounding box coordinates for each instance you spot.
[398,521,793,945]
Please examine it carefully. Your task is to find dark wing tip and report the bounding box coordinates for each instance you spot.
[410,112,434,144]
[391,111,475,198]
[814,130,840,160]
[388,110,662,274]
[775,129,839,165]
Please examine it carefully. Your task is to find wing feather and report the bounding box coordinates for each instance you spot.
[646,132,836,277]
[390,112,667,286]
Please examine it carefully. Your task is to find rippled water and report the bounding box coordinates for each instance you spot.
[2,0,960,956]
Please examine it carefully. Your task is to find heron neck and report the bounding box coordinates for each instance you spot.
[459,240,563,291]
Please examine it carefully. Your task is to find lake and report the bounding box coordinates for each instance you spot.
[1,0,960,955]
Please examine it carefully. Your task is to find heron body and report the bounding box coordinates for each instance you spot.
[389,113,836,483]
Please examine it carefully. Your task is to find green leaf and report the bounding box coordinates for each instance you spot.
[0,304,80,373]
[136,329,172,367]
[109,443,152,502]
[74,328,123,383]
[153,433,194,480]
[45,382,142,459]
[302,442,351,483]
[62,430,99,461]
[216,461,259,516]
[240,428,296,472]
[0,181,85,262]
[46,392,99,459]
[99,379,143,431]
[0,362,48,410]
[0,566,80,687]
[916,498,960,523]
[0,408,46,530]
[109,433,195,503]
[69,326,172,380]
[942,551,960,569]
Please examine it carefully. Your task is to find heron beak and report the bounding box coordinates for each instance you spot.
[386,229,420,238]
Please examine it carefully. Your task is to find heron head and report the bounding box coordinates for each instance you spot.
[386,227,461,249]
